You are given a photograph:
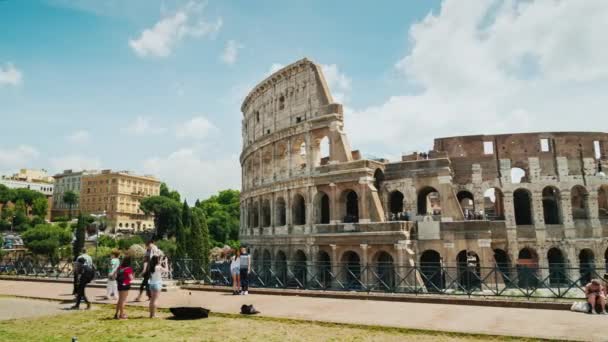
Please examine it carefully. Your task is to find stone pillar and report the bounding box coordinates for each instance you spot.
[306,186,315,234]
[286,189,292,231]
[329,183,339,224]
[537,246,549,281]
[587,191,602,238]
[560,190,575,238]
[287,138,292,177]
[503,190,516,228]
[270,193,275,233]
[566,244,579,282]
[360,244,370,288]
[330,244,339,288]
[532,190,546,241]
[358,177,371,223]
[305,131,313,174]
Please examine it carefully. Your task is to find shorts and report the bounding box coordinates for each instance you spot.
[149,283,162,292]
[117,284,131,291]
[231,268,240,276]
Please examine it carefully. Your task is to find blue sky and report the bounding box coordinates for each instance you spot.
[1,0,607,202]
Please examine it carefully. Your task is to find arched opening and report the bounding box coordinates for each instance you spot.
[317,251,332,288]
[457,190,476,220]
[275,197,286,226]
[456,250,481,290]
[598,185,608,219]
[388,191,405,221]
[342,190,359,223]
[341,251,361,289]
[275,251,287,284]
[292,194,306,225]
[542,186,562,224]
[579,249,595,285]
[261,199,271,227]
[250,202,260,228]
[571,185,589,220]
[314,192,330,224]
[252,250,261,273]
[261,249,272,284]
[510,167,527,183]
[417,186,441,216]
[513,189,533,225]
[493,249,512,286]
[317,136,330,166]
[374,251,394,291]
[517,248,539,288]
[547,248,567,285]
[293,250,307,288]
[373,169,384,193]
[484,188,505,220]
[420,250,444,291]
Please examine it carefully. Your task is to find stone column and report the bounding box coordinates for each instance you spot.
[306,186,315,234]
[537,246,549,281]
[330,244,339,288]
[503,190,516,228]
[560,190,575,238]
[588,191,602,238]
[329,183,339,224]
[305,131,313,174]
[566,244,579,283]
[358,177,371,223]
[286,189,292,232]
[287,138,293,177]
[360,244,369,288]
[532,190,546,241]
[270,193,275,234]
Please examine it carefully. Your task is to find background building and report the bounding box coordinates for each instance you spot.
[80,170,160,234]
[0,169,55,220]
[51,169,98,220]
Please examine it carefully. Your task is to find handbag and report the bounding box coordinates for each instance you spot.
[570,301,589,313]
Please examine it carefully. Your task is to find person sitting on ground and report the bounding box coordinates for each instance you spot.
[584,278,607,314]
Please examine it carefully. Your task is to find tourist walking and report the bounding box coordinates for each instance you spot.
[148,255,169,318]
[105,249,120,300]
[71,256,95,310]
[135,239,157,302]
[584,279,607,314]
[239,246,251,295]
[113,256,134,319]
[230,249,241,295]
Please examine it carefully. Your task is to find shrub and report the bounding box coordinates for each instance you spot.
[118,235,144,250]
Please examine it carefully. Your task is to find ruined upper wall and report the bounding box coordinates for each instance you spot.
[241,58,343,147]
[434,132,608,184]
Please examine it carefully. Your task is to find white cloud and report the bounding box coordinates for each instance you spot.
[0,145,39,172]
[66,130,90,144]
[268,63,284,75]
[175,116,217,140]
[49,155,102,173]
[320,64,351,104]
[220,40,243,65]
[347,0,608,157]
[0,63,23,86]
[129,1,222,58]
[125,116,166,136]
[143,148,240,202]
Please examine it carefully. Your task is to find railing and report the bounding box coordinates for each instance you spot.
[2,258,607,300]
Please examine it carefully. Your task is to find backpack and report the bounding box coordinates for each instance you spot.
[116,268,125,285]
[240,304,260,315]
[81,264,95,282]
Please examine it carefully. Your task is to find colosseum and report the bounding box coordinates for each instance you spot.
[239,58,608,291]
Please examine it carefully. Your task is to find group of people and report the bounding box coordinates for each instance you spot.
[229,246,251,295]
[72,239,169,319]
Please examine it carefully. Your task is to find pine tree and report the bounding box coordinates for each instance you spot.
[175,201,190,260]
[73,214,86,260]
[190,207,210,278]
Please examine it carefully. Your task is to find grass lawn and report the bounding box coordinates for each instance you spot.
[0,301,546,342]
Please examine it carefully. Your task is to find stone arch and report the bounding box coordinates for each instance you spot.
[493,249,512,285]
[388,190,405,216]
[579,249,596,285]
[417,186,440,216]
[517,247,539,288]
[457,190,475,219]
[252,249,261,272]
[317,250,332,288]
[340,189,359,223]
[275,250,288,283]
[547,247,567,285]
[314,191,330,224]
[373,169,385,193]
[261,199,271,227]
[373,250,395,291]
[292,193,306,225]
[456,250,480,290]
[250,201,260,228]
[513,188,533,225]
[571,185,589,220]
[275,197,286,226]
[420,250,444,291]
[542,186,562,224]
[341,250,361,289]
[484,187,505,220]
[598,185,608,219]
[315,135,330,167]
[262,249,272,272]
[293,250,308,287]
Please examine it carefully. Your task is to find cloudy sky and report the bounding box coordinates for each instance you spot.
[1,0,607,202]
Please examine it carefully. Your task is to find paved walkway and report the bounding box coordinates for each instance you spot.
[0,297,73,321]
[0,280,604,341]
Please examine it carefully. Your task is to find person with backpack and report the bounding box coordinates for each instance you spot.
[105,249,120,300]
[113,256,134,320]
[71,255,95,310]
[135,240,157,302]
[148,255,168,318]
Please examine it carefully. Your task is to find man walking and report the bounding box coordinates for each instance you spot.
[239,246,251,295]
[71,254,95,310]
[135,239,157,302]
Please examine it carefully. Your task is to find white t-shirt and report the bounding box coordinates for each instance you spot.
[230,256,240,270]
[149,265,164,284]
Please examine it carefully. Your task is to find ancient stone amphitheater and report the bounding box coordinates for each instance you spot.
[239,58,608,290]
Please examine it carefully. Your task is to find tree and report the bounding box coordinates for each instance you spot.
[0,185,14,205]
[197,189,240,246]
[63,191,79,220]
[175,201,191,259]
[12,199,30,231]
[73,215,86,260]
[22,224,71,263]
[190,207,210,274]
[160,182,181,202]
[117,235,144,250]
[140,196,182,238]
[32,197,48,218]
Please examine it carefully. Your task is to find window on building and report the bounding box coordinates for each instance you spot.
[483,141,494,155]
[540,138,550,152]
[279,96,285,110]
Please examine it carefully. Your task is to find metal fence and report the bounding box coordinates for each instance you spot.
[1,258,606,299]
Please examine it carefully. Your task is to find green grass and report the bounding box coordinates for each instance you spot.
[0,301,550,342]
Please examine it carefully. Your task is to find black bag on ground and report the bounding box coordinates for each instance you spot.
[240,304,260,315]
[169,307,210,320]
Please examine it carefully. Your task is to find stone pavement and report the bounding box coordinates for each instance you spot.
[0,280,605,341]
[0,297,73,321]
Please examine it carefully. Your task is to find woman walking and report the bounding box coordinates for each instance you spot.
[148,255,168,318]
[113,256,134,320]
[105,249,120,300]
[230,249,241,295]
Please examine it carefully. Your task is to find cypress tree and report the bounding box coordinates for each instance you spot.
[72,214,86,260]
